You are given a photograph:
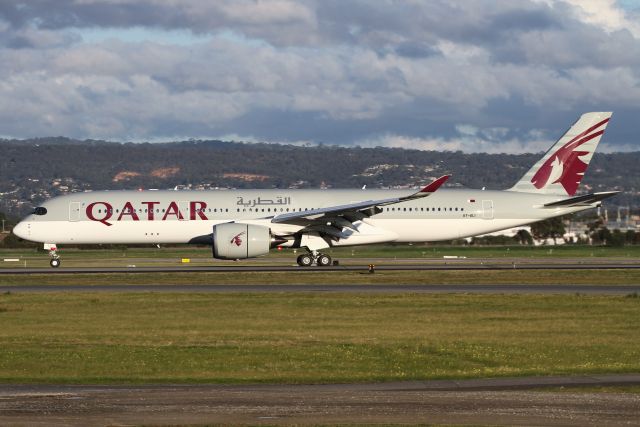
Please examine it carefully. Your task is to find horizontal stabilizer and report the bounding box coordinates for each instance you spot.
[543,191,620,208]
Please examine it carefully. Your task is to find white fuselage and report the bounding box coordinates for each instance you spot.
[13,188,592,248]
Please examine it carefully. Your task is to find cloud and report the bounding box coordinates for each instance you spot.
[558,0,640,37]
[355,121,632,154]
[0,0,639,152]
[356,124,555,154]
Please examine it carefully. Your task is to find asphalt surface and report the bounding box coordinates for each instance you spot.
[1,375,639,426]
[2,284,640,294]
[2,262,640,274]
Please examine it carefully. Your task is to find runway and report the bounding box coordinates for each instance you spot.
[1,374,639,426]
[2,261,640,274]
[2,284,639,294]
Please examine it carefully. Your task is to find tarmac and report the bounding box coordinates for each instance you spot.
[2,259,640,274]
[1,374,639,426]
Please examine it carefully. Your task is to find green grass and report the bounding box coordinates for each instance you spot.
[1,269,640,285]
[0,292,638,384]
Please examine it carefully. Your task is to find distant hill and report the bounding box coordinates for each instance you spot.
[0,137,636,217]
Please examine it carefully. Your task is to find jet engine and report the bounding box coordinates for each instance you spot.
[212,223,273,259]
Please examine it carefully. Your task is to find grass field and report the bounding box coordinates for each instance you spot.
[2,269,640,285]
[0,292,638,384]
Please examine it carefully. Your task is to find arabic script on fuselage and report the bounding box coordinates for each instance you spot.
[236,196,291,207]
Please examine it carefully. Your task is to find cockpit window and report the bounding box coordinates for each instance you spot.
[32,207,47,216]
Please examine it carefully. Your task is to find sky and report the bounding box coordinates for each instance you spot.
[1,0,640,153]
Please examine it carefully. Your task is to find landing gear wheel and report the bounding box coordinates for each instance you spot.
[317,254,332,267]
[297,254,314,267]
[50,258,61,268]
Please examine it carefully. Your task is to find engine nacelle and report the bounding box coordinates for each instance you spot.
[212,223,271,259]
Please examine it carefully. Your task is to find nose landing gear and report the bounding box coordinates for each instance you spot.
[45,243,61,268]
[296,251,332,267]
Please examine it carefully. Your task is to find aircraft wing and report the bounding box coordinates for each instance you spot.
[543,191,620,208]
[271,175,449,239]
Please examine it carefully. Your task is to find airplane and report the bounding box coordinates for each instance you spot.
[12,112,618,268]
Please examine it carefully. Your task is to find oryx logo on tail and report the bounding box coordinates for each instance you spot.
[530,116,610,195]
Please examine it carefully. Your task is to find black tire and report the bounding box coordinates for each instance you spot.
[297,254,313,267]
[50,258,61,268]
[317,254,332,267]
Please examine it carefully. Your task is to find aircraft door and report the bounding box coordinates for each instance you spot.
[482,200,494,219]
[69,202,81,222]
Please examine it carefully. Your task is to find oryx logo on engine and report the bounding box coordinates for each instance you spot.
[230,232,246,246]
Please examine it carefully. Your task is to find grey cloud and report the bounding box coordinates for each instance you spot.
[491,23,640,69]
[0,26,80,49]
[0,0,639,151]
[0,0,318,45]
[0,1,559,47]
[394,42,441,59]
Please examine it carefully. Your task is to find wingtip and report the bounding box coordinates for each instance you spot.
[420,174,450,193]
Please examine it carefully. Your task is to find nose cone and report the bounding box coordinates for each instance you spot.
[12,221,28,240]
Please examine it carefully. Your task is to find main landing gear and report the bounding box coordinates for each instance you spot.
[45,243,61,268]
[296,251,332,267]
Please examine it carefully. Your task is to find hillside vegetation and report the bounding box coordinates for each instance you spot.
[0,138,635,216]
